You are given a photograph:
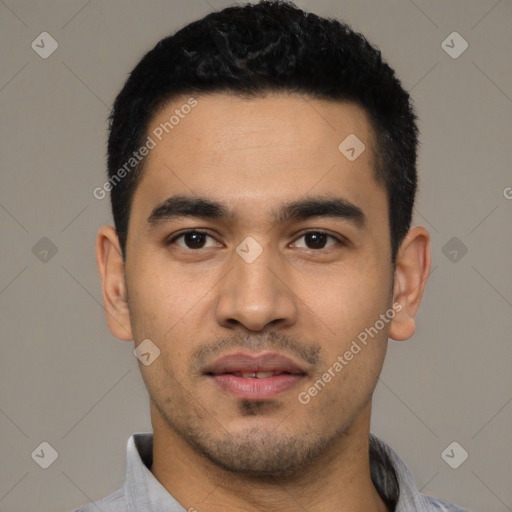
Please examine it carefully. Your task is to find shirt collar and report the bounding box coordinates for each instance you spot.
[369,433,442,511]
[124,433,185,511]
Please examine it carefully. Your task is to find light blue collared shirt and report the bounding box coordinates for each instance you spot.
[73,432,469,511]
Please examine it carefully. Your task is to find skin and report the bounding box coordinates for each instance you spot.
[96,92,431,512]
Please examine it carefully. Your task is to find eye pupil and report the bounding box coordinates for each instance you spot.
[185,232,206,248]
[305,232,327,249]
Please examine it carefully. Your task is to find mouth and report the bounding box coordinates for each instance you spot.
[203,352,307,400]
[229,371,296,378]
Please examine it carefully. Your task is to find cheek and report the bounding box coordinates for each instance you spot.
[296,257,392,409]
[301,258,392,341]
[127,255,205,331]
[126,260,213,378]
[295,343,385,434]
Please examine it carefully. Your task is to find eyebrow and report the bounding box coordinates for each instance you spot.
[147,194,366,229]
[274,197,365,228]
[147,195,230,225]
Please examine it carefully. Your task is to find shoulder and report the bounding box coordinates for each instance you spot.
[427,496,471,512]
[71,487,125,512]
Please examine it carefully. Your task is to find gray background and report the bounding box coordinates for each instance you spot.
[0,1,511,511]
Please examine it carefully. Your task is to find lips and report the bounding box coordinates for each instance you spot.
[204,352,306,375]
[203,352,307,400]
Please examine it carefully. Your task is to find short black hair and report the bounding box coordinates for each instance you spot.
[107,0,418,262]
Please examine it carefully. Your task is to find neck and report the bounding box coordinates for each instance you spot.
[150,403,389,512]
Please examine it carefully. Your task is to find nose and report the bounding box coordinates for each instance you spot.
[215,243,298,332]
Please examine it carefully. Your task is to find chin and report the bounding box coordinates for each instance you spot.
[184,423,334,477]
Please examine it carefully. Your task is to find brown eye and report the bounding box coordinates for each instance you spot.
[304,232,328,249]
[168,231,219,249]
[292,231,339,250]
[183,232,207,248]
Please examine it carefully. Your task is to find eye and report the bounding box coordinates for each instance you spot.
[167,230,220,250]
[291,231,341,250]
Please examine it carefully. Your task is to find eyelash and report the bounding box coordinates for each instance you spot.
[165,229,346,251]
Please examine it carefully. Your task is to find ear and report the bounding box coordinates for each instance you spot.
[389,226,431,341]
[95,225,133,341]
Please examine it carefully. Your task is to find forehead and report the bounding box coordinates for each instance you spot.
[132,92,385,227]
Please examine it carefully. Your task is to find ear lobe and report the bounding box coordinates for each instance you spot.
[96,225,133,341]
[389,226,431,342]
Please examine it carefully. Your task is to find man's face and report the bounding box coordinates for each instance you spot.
[123,93,395,475]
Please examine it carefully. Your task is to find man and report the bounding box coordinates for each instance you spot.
[80,1,468,510]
